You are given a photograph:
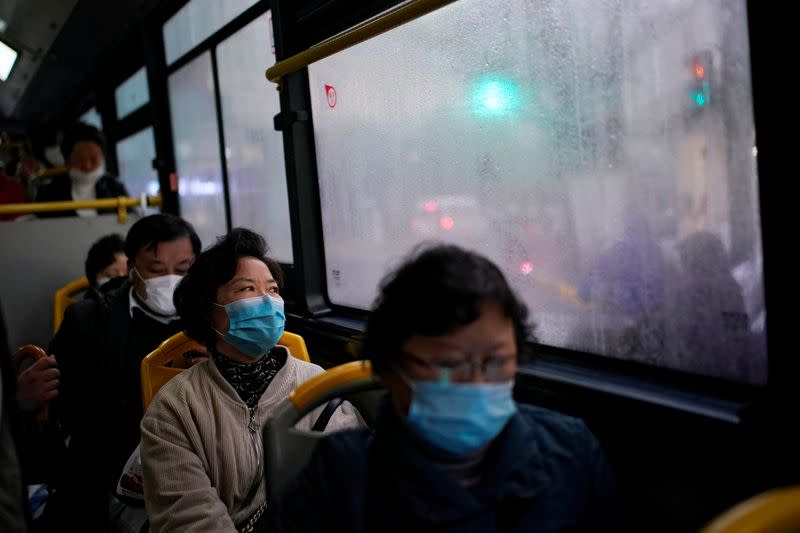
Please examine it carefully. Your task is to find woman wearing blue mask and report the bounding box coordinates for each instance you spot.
[139,228,362,533]
[265,243,624,533]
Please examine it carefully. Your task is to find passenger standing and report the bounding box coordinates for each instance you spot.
[674,231,751,381]
[265,244,622,532]
[140,228,362,533]
[15,213,200,531]
[34,122,127,217]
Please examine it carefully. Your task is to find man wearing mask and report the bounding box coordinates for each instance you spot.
[16,214,201,531]
[35,122,127,217]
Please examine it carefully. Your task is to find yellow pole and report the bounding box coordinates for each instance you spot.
[0,195,163,216]
[265,0,458,85]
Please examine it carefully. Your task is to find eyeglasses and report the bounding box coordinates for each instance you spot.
[402,352,515,383]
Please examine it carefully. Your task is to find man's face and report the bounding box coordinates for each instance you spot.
[130,237,195,301]
[69,141,104,173]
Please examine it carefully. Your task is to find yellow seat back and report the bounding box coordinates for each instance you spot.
[700,486,800,533]
[140,330,312,410]
[53,277,90,333]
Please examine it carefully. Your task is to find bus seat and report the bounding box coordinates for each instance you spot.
[140,330,313,411]
[53,277,90,334]
[13,344,49,421]
[699,486,800,533]
[275,331,311,363]
[261,360,381,500]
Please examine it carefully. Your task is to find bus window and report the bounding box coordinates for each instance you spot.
[115,67,149,119]
[308,0,765,384]
[163,0,259,65]
[217,13,293,263]
[116,127,159,213]
[168,52,226,247]
[80,106,102,130]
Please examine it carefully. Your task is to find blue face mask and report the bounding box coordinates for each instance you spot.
[406,378,517,456]
[213,295,285,358]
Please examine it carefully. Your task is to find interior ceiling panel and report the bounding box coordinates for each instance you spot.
[0,0,159,125]
[0,0,400,126]
[0,0,78,119]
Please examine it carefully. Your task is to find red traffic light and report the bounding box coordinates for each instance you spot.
[693,61,705,78]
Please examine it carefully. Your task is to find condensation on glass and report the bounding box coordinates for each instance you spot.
[163,0,259,65]
[217,13,293,263]
[168,52,226,248]
[80,107,102,130]
[308,0,766,384]
[115,67,149,119]
[116,127,159,214]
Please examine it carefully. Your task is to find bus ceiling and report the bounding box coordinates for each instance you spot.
[0,0,159,125]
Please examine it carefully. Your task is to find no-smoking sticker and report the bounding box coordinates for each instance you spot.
[324,84,337,108]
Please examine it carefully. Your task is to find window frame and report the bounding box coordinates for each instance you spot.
[270,0,779,417]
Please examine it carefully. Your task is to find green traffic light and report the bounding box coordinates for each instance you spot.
[691,81,710,108]
[470,75,521,118]
[694,92,706,107]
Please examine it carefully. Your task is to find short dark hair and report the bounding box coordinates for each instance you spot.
[175,228,284,348]
[363,243,536,375]
[85,233,126,286]
[61,122,106,160]
[124,213,202,262]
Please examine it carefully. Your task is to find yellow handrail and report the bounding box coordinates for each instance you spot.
[265,0,458,86]
[39,165,68,177]
[0,195,162,223]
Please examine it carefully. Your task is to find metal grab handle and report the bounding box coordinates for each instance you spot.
[265,0,458,86]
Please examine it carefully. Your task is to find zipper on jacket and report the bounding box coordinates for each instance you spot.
[248,407,258,433]
[238,406,264,516]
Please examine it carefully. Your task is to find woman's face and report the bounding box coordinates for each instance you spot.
[386,300,518,414]
[211,256,280,362]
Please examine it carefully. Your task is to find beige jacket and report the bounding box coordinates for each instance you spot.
[140,347,362,532]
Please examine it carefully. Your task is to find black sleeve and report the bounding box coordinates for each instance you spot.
[48,300,102,435]
[114,178,128,197]
[34,180,73,218]
[262,443,336,533]
[576,421,632,533]
[34,182,52,203]
[262,431,369,533]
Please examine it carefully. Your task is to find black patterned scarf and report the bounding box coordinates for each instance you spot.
[212,347,287,408]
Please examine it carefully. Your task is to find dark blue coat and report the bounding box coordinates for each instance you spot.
[265,400,622,532]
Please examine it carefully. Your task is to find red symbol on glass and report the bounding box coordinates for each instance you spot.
[325,85,337,108]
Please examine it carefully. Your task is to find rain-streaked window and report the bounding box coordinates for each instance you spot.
[308,0,765,384]
[163,0,258,65]
[115,67,149,119]
[116,127,159,214]
[217,13,293,263]
[168,52,226,247]
[80,107,102,130]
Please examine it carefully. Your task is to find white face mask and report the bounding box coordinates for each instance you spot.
[44,145,65,167]
[134,268,182,317]
[69,164,105,186]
